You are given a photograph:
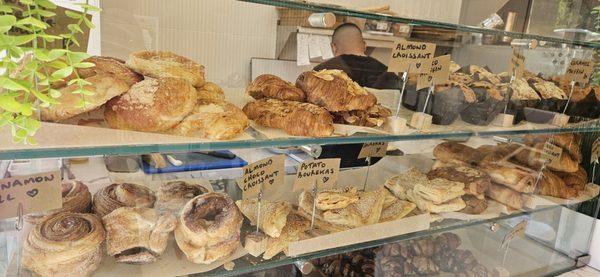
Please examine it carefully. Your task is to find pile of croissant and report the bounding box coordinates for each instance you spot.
[243,70,391,137]
[41,51,249,140]
[21,180,244,277]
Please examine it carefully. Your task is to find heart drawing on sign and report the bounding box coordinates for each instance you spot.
[268,179,274,185]
[375,147,381,153]
[322,176,329,183]
[415,62,421,69]
[26,189,39,198]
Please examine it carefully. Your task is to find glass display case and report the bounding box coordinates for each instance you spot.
[0,0,599,276]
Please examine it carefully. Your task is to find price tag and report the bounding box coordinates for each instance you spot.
[0,170,62,220]
[293,158,340,192]
[237,155,285,199]
[541,140,563,167]
[388,40,436,73]
[416,54,451,90]
[508,48,525,79]
[500,220,527,249]
[358,142,388,159]
[591,138,600,164]
[563,59,593,85]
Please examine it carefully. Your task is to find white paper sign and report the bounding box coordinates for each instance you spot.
[297,33,310,66]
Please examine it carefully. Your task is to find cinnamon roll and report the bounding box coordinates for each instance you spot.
[26,180,92,224]
[21,212,105,277]
[103,207,176,264]
[174,192,243,264]
[92,183,156,218]
[156,180,209,215]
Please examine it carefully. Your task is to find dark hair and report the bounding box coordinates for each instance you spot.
[332,22,362,43]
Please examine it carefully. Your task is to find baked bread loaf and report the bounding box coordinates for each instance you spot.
[315,187,359,210]
[486,183,523,210]
[41,73,130,122]
[243,98,334,137]
[479,163,536,193]
[126,50,205,87]
[21,212,105,277]
[156,180,208,215]
[247,74,306,101]
[427,165,490,199]
[103,207,176,264]
[168,100,249,140]
[174,192,243,264]
[93,183,156,218]
[78,56,143,86]
[26,180,92,224]
[296,69,377,112]
[105,77,197,132]
[235,199,292,238]
[197,82,225,103]
[263,211,310,259]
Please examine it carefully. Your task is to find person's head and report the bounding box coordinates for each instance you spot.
[331,23,366,57]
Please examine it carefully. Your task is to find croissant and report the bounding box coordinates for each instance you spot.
[485,183,523,210]
[156,180,209,215]
[513,142,579,173]
[555,166,587,191]
[26,180,92,224]
[21,212,105,277]
[92,183,156,218]
[246,74,306,101]
[538,170,579,199]
[103,207,176,264]
[524,133,582,162]
[174,192,243,264]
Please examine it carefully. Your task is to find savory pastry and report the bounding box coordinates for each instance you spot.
[406,190,466,213]
[379,199,417,222]
[156,180,209,214]
[41,73,130,122]
[246,74,306,101]
[486,183,523,210]
[105,77,197,132]
[513,142,579,173]
[103,207,176,264]
[174,192,243,264]
[243,98,334,137]
[297,190,349,233]
[412,178,465,205]
[168,100,249,140]
[332,104,391,127]
[296,69,377,111]
[479,163,536,193]
[235,199,292,238]
[21,212,105,277]
[263,211,311,259]
[427,165,490,199]
[384,167,428,200]
[26,180,92,224]
[315,187,360,210]
[126,50,205,87]
[197,82,225,103]
[93,183,156,218]
[321,189,385,227]
[78,56,143,86]
[460,194,488,214]
[538,170,578,199]
[523,133,582,163]
[433,142,483,166]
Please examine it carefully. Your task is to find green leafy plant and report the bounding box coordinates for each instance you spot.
[0,0,100,144]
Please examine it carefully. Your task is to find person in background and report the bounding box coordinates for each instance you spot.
[314,22,399,89]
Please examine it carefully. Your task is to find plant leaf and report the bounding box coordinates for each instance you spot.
[51,66,73,79]
[72,61,94,68]
[0,95,22,112]
[64,10,81,19]
[35,0,57,9]
[12,34,35,45]
[0,77,29,91]
[16,17,48,29]
[67,23,83,34]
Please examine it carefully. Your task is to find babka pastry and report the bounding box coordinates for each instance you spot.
[26,180,92,224]
[459,65,502,85]
[247,74,305,102]
[174,192,243,264]
[563,84,600,119]
[21,212,105,277]
[498,74,540,124]
[197,82,225,103]
[126,50,205,87]
[407,82,477,125]
[243,98,334,137]
[93,183,156,218]
[156,180,209,215]
[105,77,197,132]
[235,199,292,238]
[168,100,249,140]
[527,76,568,112]
[103,207,176,264]
[296,69,377,112]
[460,80,506,125]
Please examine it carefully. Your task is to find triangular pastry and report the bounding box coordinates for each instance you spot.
[235,199,291,238]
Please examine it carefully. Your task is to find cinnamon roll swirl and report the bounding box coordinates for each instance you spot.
[103,207,176,264]
[21,212,105,277]
[93,183,156,218]
[156,180,209,215]
[174,192,243,264]
[26,180,92,224]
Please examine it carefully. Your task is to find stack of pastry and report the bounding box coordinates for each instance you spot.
[385,168,466,216]
[41,51,249,140]
[428,164,491,214]
[243,69,391,137]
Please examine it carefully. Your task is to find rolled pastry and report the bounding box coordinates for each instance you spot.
[246,74,306,102]
[315,187,359,210]
[174,192,243,264]
[524,133,581,162]
[486,183,523,210]
[126,50,205,87]
[538,170,578,199]
[22,212,105,277]
[156,180,209,215]
[103,207,176,264]
[235,199,291,238]
[93,183,156,218]
[26,180,92,224]
[433,142,483,166]
[479,163,536,193]
[514,142,579,173]
[197,82,225,103]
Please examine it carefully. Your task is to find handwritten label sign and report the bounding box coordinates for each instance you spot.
[0,170,62,220]
[591,138,600,164]
[541,140,563,167]
[237,155,285,199]
[508,48,525,79]
[563,59,593,85]
[358,142,388,159]
[500,220,527,249]
[293,158,340,192]
[416,54,451,90]
[388,40,436,73]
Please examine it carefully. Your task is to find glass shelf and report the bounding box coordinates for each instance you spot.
[238,0,600,49]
